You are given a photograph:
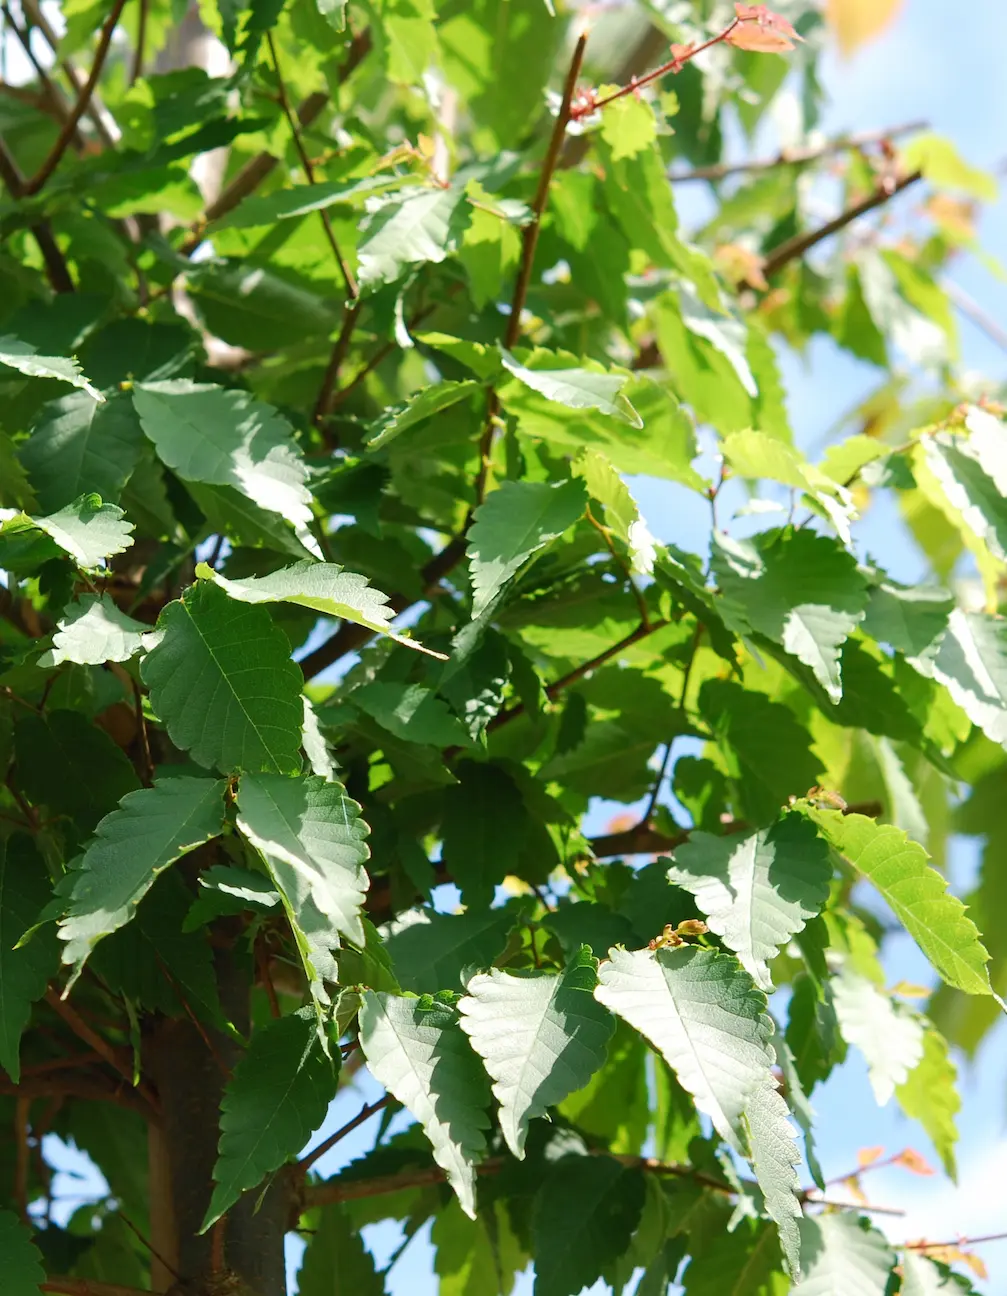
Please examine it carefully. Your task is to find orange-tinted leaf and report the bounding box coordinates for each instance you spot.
[893,1148,935,1176]
[890,981,932,1000]
[857,1145,885,1168]
[844,1175,869,1204]
[727,21,795,53]
[918,1246,989,1280]
[826,0,904,56]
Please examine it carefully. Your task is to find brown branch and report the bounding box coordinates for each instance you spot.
[44,988,160,1114]
[760,169,923,280]
[669,120,927,182]
[130,0,147,85]
[24,0,128,194]
[19,0,118,148]
[0,1074,152,1116]
[313,301,362,427]
[20,1051,104,1077]
[906,1231,1007,1251]
[0,136,75,292]
[130,676,154,786]
[1,4,85,148]
[296,1096,390,1178]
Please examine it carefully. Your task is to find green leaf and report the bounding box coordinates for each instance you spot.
[573,447,658,574]
[791,1214,895,1296]
[366,380,481,450]
[440,761,531,906]
[45,594,148,666]
[683,1219,788,1295]
[204,1006,337,1228]
[215,175,407,229]
[467,479,587,617]
[595,946,775,1154]
[0,335,102,400]
[0,836,60,1082]
[0,1209,46,1294]
[58,777,228,983]
[28,493,134,566]
[910,608,1007,746]
[132,381,316,549]
[900,1251,982,1295]
[19,392,146,512]
[831,966,925,1105]
[140,581,304,775]
[357,185,472,292]
[901,132,998,201]
[500,349,642,427]
[786,973,841,1094]
[457,946,614,1159]
[433,1197,525,1296]
[382,901,527,994]
[350,682,473,747]
[358,991,490,1218]
[235,771,370,947]
[861,580,953,657]
[599,95,657,161]
[667,814,831,991]
[298,1202,384,1296]
[194,561,443,658]
[713,530,869,702]
[186,261,340,352]
[895,1025,960,1179]
[532,1154,645,1296]
[0,431,36,510]
[923,431,1007,562]
[808,809,992,995]
[744,1082,802,1276]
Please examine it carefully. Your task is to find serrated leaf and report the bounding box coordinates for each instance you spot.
[573,446,657,574]
[792,1214,895,1295]
[667,814,832,990]
[714,529,869,701]
[204,1006,336,1228]
[359,992,490,1217]
[500,349,642,428]
[0,1209,46,1294]
[433,1196,525,1296]
[923,431,1007,562]
[532,1154,645,1296]
[195,561,443,658]
[58,777,228,983]
[595,946,775,1153]
[458,946,614,1159]
[861,580,952,656]
[140,581,304,774]
[467,479,587,617]
[132,381,316,548]
[744,1081,802,1275]
[683,1218,788,1295]
[357,185,472,292]
[909,608,1007,746]
[895,1026,960,1179]
[46,594,148,666]
[383,902,527,993]
[298,1201,384,1296]
[19,393,145,512]
[774,1033,824,1189]
[901,1251,981,1295]
[0,431,36,511]
[366,380,480,450]
[599,94,657,161]
[216,174,407,229]
[184,865,281,930]
[832,966,924,1105]
[0,335,103,401]
[302,696,336,781]
[351,681,473,747]
[0,836,60,1082]
[30,493,134,566]
[808,809,991,995]
[236,771,370,947]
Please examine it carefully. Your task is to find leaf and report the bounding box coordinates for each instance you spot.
[683,1219,788,1295]
[0,1209,46,1294]
[0,836,60,1082]
[358,991,490,1218]
[366,380,481,450]
[467,479,587,618]
[195,561,442,658]
[786,972,841,1093]
[350,682,473,747]
[357,185,472,292]
[215,175,409,230]
[433,1197,525,1296]
[140,581,304,775]
[532,1154,645,1296]
[599,94,657,161]
[923,432,1007,562]
[791,1214,895,1295]
[301,696,336,781]
[298,1202,384,1296]
[901,1251,982,1295]
[910,608,1007,746]
[19,392,146,512]
[0,335,102,401]
[901,135,998,202]
[500,349,642,427]
[187,261,340,353]
[595,946,775,1154]
[132,381,315,547]
[861,580,952,657]
[46,594,148,666]
[808,809,992,995]
[58,777,228,984]
[458,947,614,1159]
[440,761,531,907]
[235,771,370,947]
[713,529,869,702]
[667,814,832,990]
[744,1081,802,1276]
[573,447,658,574]
[382,901,527,993]
[31,493,134,566]
[895,1026,960,1179]
[204,1006,337,1228]
[831,966,924,1105]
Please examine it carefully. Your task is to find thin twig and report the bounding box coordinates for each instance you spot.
[297,1096,390,1178]
[19,0,118,148]
[25,0,128,194]
[0,1073,153,1117]
[44,988,160,1113]
[906,1231,1007,1251]
[130,677,154,786]
[585,505,649,629]
[256,938,281,1019]
[130,0,147,85]
[944,278,1007,355]
[118,1213,179,1280]
[1,3,83,145]
[0,136,74,292]
[313,302,362,427]
[15,1096,30,1222]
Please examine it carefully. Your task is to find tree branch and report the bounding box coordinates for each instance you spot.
[44,988,160,1114]
[0,136,75,293]
[19,0,118,148]
[24,0,128,194]
[296,1096,390,1178]
[42,1281,149,1296]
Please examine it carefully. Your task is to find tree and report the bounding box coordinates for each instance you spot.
[0,0,1002,1292]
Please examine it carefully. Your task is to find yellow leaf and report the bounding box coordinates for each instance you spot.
[826,0,904,55]
[857,1145,885,1168]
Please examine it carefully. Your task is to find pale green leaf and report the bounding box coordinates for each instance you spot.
[861,580,952,657]
[901,1251,981,1295]
[58,777,228,983]
[792,1214,895,1296]
[923,431,1007,562]
[809,809,992,995]
[668,815,831,991]
[366,380,480,450]
[901,133,998,201]
[204,1007,336,1228]
[832,965,924,1105]
[195,560,443,658]
[314,0,347,32]
[458,946,614,1159]
[895,1025,960,1179]
[599,94,658,161]
[216,175,410,228]
[595,946,775,1154]
[236,771,370,947]
[910,608,1007,745]
[140,581,305,775]
[19,392,146,512]
[0,335,102,401]
[46,594,148,666]
[0,1209,46,1294]
[744,1081,802,1275]
[0,836,60,1082]
[573,447,657,574]
[357,185,471,292]
[500,349,642,427]
[358,991,490,1218]
[350,681,473,747]
[301,696,336,781]
[467,478,587,617]
[29,493,134,566]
